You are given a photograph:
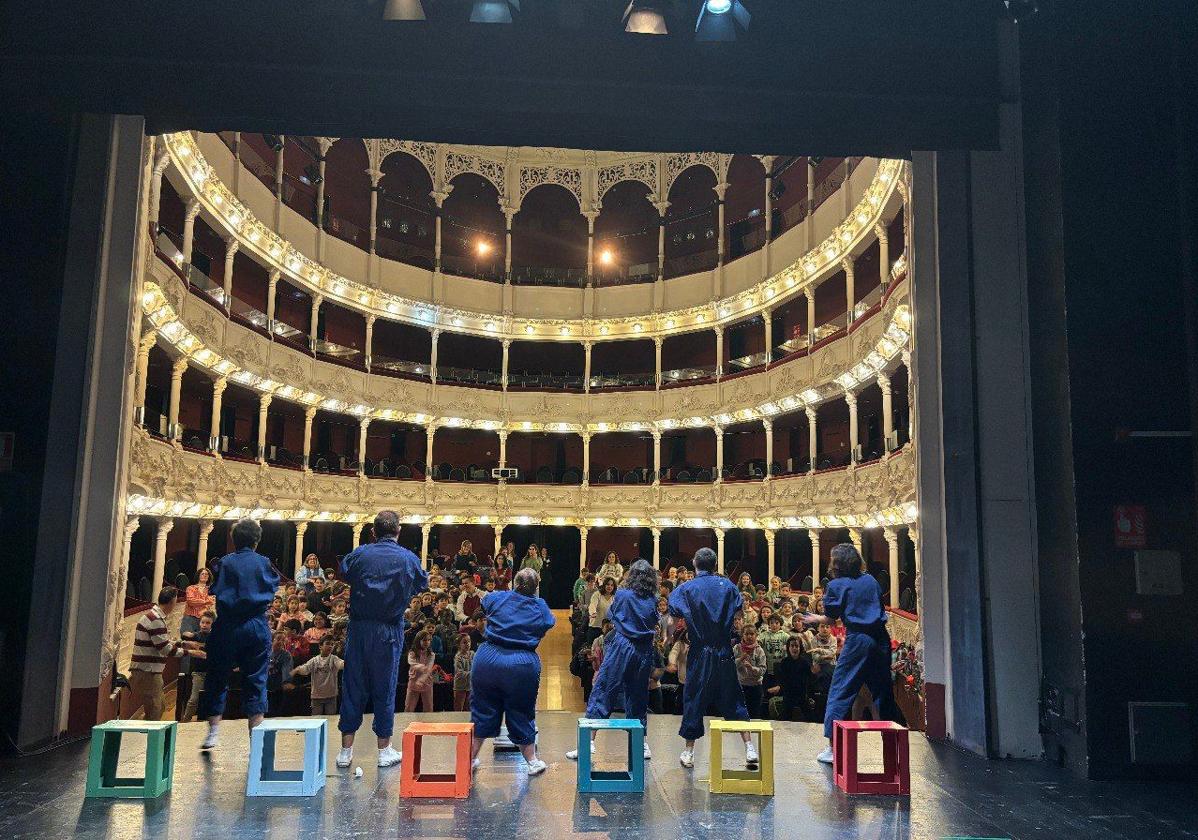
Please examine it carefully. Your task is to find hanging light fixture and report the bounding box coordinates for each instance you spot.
[623,1,668,34]
[695,0,750,41]
[471,0,519,23]
[383,0,426,20]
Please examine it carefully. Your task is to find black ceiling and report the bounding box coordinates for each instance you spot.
[0,0,1001,157]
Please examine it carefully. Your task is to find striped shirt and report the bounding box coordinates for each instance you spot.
[130,606,185,672]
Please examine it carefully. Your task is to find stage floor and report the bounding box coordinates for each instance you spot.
[2,712,1195,840]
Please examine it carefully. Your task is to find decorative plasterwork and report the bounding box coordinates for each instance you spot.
[597,158,657,203]
[518,165,583,205]
[443,150,507,197]
[664,152,722,194]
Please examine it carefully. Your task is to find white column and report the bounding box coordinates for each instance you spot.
[763,167,774,266]
[133,334,155,426]
[806,406,818,473]
[167,356,187,441]
[498,429,508,471]
[421,523,433,569]
[149,149,170,229]
[492,524,502,562]
[209,376,226,452]
[583,342,592,392]
[765,529,776,581]
[221,237,238,307]
[357,418,370,474]
[152,517,174,599]
[266,268,280,325]
[654,201,669,280]
[849,528,862,553]
[714,181,729,265]
[257,392,272,462]
[315,154,328,232]
[432,192,447,271]
[426,424,436,480]
[274,138,285,201]
[714,327,724,379]
[196,519,215,569]
[181,198,201,265]
[503,207,515,278]
[430,329,440,384]
[309,293,322,348]
[293,521,309,578]
[884,527,900,607]
[654,337,663,389]
[843,257,856,323]
[121,516,141,595]
[715,528,726,575]
[584,211,598,283]
[903,348,915,441]
[877,225,890,289]
[353,522,366,546]
[652,430,662,485]
[501,339,511,390]
[581,432,591,485]
[846,390,859,464]
[368,175,381,255]
[879,372,894,451]
[302,406,316,469]
[909,525,920,596]
[763,419,773,480]
[714,426,724,482]
[579,526,589,575]
[652,527,662,569]
[763,308,773,367]
[364,315,376,370]
[810,529,821,587]
[806,289,817,339]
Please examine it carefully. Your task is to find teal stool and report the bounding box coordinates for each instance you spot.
[576,718,645,793]
[85,719,176,799]
[246,718,328,797]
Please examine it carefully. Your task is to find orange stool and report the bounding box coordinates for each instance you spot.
[399,722,475,799]
[833,720,910,795]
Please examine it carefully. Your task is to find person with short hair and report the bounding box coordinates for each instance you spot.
[468,567,555,776]
[803,543,901,764]
[667,547,756,769]
[130,587,204,720]
[180,610,215,722]
[199,518,280,749]
[291,637,345,716]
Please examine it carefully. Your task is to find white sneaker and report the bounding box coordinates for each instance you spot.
[336,747,353,768]
[679,749,694,768]
[565,741,594,761]
[526,758,547,776]
[816,746,834,765]
[471,758,481,772]
[643,743,652,760]
[200,729,219,751]
[378,746,403,767]
[745,742,760,767]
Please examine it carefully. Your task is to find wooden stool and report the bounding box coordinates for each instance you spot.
[708,719,774,796]
[246,718,328,797]
[576,718,645,793]
[400,721,474,798]
[833,720,910,795]
[85,720,176,799]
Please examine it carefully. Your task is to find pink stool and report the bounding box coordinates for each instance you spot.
[833,720,910,795]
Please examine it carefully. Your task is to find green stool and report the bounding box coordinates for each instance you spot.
[85,720,177,799]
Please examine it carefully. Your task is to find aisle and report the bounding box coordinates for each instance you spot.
[537,609,585,712]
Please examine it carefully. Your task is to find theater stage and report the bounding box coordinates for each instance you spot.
[1,712,1194,840]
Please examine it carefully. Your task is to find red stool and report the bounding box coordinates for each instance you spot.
[833,720,910,795]
[399,722,474,799]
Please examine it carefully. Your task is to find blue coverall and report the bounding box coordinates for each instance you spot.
[337,537,428,739]
[820,572,900,738]
[585,587,658,727]
[667,571,750,740]
[470,590,556,745]
[199,547,280,719]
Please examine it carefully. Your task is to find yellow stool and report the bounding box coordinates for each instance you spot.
[708,719,774,796]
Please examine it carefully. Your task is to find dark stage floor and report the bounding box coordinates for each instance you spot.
[1,712,1195,840]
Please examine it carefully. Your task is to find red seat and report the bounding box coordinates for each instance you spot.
[832,720,910,795]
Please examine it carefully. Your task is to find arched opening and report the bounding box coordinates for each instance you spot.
[322,138,371,249]
[376,150,436,269]
[663,164,718,278]
[724,154,767,259]
[511,183,587,286]
[441,172,505,281]
[594,179,658,286]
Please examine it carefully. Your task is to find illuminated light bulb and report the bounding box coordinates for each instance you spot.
[248,229,260,243]
[824,247,837,260]
[212,194,223,205]
[332,283,344,294]
[560,326,570,336]
[525,325,534,335]
[840,229,853,243]
[178,146,191,157]
[633,323,643,333]
[452,317,463,327]
[476,240,492,256]
[599,249,614,265]
[786,277,796,288]
[229,213,241,227]
[486,322,496,331]
[387,303,398,313]
[857,211,869,224]
[269,245,281,258]
[419,310,432,322]
[359,294,369,304]
[696,313,706,323]
[666,319,675,329]
[600,325,609,335]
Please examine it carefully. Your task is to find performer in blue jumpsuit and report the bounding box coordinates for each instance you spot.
[199,517,280,751]
[804,542,901,764]
[567,558,659,761]
[667,547,756,770]
[469,567,556,776]
[336,510,428,769]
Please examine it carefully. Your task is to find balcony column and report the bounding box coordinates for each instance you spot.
[878,372,894,451]
[714,181,729,266]
[714,528,726,575]
[196,519,215,570]
[221,236,238,309]
[652,430,662,485]
[876,225,890,291]
[149,147,171,230]
[430,329,441,385]
[843,257,856,324]
[763,162,774,272]
[152,517,174,599]
[909,524,921,591]
[353,521,366,546]
[806,288,817,339]
[420,523,433,569]
[431,191,449,272]
[502,206,516,280]
[256,392,272,463]
[805,159,816,246]
[167,355,188,441]
[209,376,227,453]
[903,348,915,441]
[849,528,863,554]
[654,337,663,389]
[357,417,370,475]
[500,339,511,391]
[581,432,591,486]
[806,406,818,473]
[133,333,155,426]
[368,171,382,255]
[583,341,592,393]
[492,524,503,563]
[578,526,589,575]
[315,153,328,232]
[884,527,900,607]
[181,198,201,265]
[302,406,316,470]
[810,529,821,588]
[654,200,669,280]
[714,326,724,380]
[274,137,285,201]
[309,294,322,350]
[714,426,724,482]
[364,314,376,370]
[846,390,859,464]
[293,521,309,578]
[763,419,773,481]
[765,528,776,581]
[652,527,662,570]
[584,210,598,285]
[763,307,773,367]
[425,424,436,481]
[266,268,280,326]
[498,429,508,472]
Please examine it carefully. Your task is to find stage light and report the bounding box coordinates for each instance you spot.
[599,248,614,265]
[383,0,426,20]
[695,0,750,41]
[471,0,519,23]
[623,1,668,34]
[476,240,492,256]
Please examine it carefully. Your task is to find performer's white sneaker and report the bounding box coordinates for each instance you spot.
[679,749,694,768]
[526,758,548,776]
[336,748,353,768]
[565,742,594,761]
[378,746,403,767]
[200,728,219,751]
[471,758,481,771]
[816,746,835,765]
[745,742,760,768]
[643,743,652,760]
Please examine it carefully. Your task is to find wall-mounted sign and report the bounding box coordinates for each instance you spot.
[1113,504,1146,549]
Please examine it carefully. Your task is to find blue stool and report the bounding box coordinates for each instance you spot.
[576,718,645,793]
[246,718,328,797]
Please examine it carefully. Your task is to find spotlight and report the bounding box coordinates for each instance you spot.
[599,249,614,266]
[476,240,492,256]
[383,0,426,20]
[695,0,749,41]
[471,0,519,23]
[623,1,668,34]
[263,134,284,153]
[303,163,323,185]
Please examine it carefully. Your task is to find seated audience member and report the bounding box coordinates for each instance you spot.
[451,540,477,582]
[735,624,767,718]
[329,599,350,631]
[267,632,296,715]
[277,596,311,630]
[767,635,813,720]
[758,613,791,678]
[766,576,785,604]
[464,611,486,649]
[305,576,331,615]
[456,578,483,622]
[304,612,331,647]
[295,554,325,591]
[291,637,345,716]
[282,619,309,661]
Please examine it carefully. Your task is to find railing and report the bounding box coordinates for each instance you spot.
[771,334,810,360]
[508,371,586,390]
[726,351,769,372]
[852,284,885,321]
[661,364,717,384]
[436,365,503,387]
[509,266,587,288]
[588,371,656,390]
[375,232,435,269]
[155,230,185,267]
[325,212,368,248]
[439,252,506,283]
[229,295,271,332]
[371,355,431,378]
[238,142,275,191]
[314,339,363,364]
[592,264,657,287]
[187,264,226,307]
[662,248,718,280]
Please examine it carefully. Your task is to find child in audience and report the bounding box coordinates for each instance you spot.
[180,611,214,722]
[267,632,296,715]
[767,635,812,720]
[277,596,311,630]
[465,611,486,649]
[758,613,791,678]
[766,575,785,603]
[304,612,330,648]
[405,629,436,712]
[291,637,345,715]
[453,634,474,712]
[304,576,331,615]
[735,624,766,717]
[282,619,308,661]
[329,599,349,632]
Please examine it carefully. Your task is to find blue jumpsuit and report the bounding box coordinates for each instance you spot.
[470,590,556,745]
[585,588,658,727]
[199,547,280,719]
[338,537,428,739]
[821,573,900,738]
[668,571,750,740]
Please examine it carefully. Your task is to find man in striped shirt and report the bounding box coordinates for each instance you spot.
[129,587,205,720]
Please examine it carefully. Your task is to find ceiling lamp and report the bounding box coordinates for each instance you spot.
[471,0,519,23]
[383,0,426,20]
[624,1,668,34]
[695,0,750,41]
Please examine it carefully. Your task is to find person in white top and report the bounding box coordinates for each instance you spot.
[596,551,624,587]
[587,576,617,643]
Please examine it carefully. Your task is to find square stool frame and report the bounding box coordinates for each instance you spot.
[400,721,475,799]
[708,719,774,796]
[832,720,910,795]
[85,720,177,799]
[246,718,328,797]
[576,718,646,793]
